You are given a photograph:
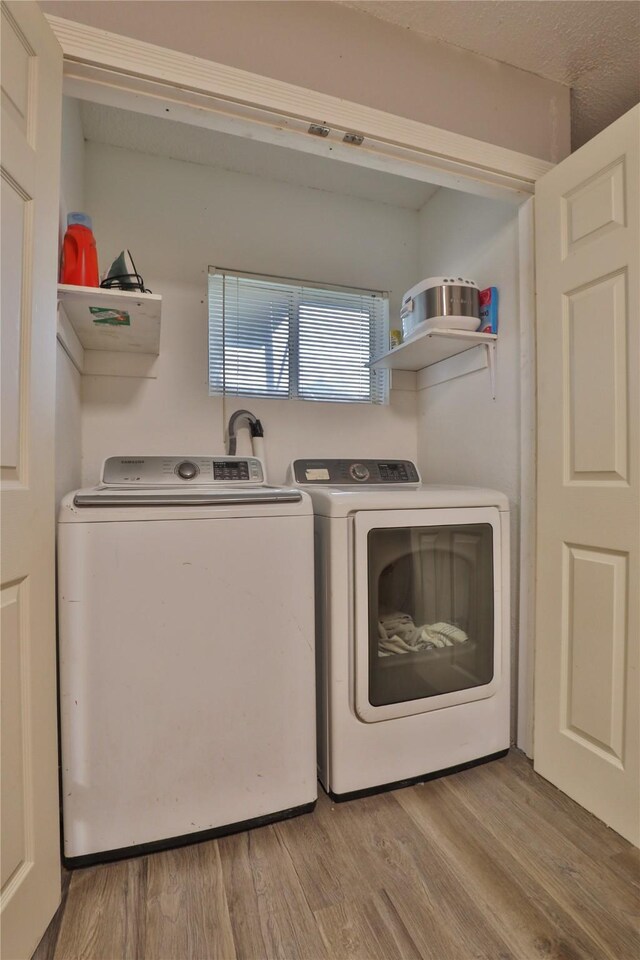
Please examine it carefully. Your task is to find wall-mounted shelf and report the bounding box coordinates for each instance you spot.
[57,285,161,353]
[370,327,498,398]
[57,285,162,378]
[370,327,496,371]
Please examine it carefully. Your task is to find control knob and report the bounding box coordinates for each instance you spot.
[176,460,198,480]
[350,462,370,482]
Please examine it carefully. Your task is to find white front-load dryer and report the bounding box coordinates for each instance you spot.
[58,456,316,866]
[291,458,510,799]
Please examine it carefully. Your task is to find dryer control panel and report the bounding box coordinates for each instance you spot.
[291,459,420,485]
[101,456,264,486]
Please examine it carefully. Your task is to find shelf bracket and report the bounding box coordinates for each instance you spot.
[486,342,497,400]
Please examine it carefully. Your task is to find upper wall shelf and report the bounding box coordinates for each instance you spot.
[57,285,162,354]
[369,327,497,372]
[57,285,162,378]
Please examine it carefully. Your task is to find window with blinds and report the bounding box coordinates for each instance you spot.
[208,268,388,404]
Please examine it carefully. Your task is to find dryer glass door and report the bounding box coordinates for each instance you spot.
[353,507,502,722]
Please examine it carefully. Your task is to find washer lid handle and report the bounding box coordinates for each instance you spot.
[73,489,302,507]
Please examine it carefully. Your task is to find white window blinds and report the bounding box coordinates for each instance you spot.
[208,268,388,404]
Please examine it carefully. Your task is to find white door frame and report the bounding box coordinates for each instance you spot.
[45,14,549,754]
[45,14,551,203]
[516,198,537,756]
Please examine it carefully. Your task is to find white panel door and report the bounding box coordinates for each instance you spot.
[534,105,639,845]
[1,2,63,956]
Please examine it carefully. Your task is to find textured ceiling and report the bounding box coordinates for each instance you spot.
[340,1,640,148]
[79,102,440,210]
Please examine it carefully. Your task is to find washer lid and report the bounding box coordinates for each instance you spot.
[301,484,509,517]
[58,485,312,522]
[72,486,302,508]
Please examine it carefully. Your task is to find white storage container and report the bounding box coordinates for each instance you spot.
[401,276,480,339]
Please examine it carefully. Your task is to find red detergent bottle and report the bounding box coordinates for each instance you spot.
[61,212,99,286]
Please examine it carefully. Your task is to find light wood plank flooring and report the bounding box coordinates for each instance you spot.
[33,750,640,960]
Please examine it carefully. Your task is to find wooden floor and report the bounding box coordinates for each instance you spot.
[33,750,639,960]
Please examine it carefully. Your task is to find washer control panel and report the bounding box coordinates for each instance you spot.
[291,459,420,485]
[101,456,264,486]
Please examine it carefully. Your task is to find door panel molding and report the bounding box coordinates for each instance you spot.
[1,166,34,485]
[562,269,628,485]
[560,543,627,767]
[561,156,626,258]
[0,578,32,893]
[0,2,36,143]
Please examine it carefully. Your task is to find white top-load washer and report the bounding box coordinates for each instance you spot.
[290,458,510,800]
[58,456,316,866]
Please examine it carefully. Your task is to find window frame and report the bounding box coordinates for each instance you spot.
[207,266,389,404]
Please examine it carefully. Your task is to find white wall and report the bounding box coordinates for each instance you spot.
[59,96,85,229]
[40,0,570,163]
[55,97,84,506]
[416,189,521,735]
[79,141,419,485]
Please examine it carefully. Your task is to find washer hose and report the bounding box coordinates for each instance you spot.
[227,409,264,456]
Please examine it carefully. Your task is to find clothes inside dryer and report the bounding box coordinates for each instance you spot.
[367,523,494,706]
